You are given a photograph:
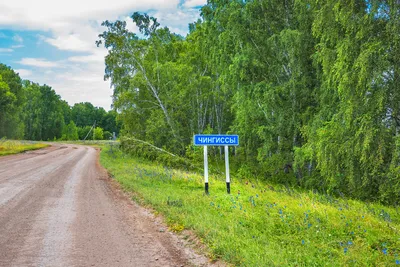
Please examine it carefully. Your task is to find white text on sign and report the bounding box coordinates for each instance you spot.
[194,135,239,146]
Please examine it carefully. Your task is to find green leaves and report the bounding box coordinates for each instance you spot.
[97,2,400,204]
[62,121,79,141]
[0,63,120,142]
[302,0,400,202]
[0,64,24,139]
[0,74,16,112]
[131,12,160,36]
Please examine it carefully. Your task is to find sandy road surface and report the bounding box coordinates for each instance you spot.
[0,144,214,267]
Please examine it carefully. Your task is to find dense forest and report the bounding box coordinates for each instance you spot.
[97,0,400,204]
[0,63,120,141]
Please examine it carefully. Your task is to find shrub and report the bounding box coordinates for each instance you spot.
[93,127,104,140]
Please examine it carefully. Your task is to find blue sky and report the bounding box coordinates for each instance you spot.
[0,0,205,110]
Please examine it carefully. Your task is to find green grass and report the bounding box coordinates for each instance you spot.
[0,140,49,156]
[52,140,118,146]
[100,146,400,266]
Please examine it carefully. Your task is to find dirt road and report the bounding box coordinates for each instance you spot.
[0,144,213,267]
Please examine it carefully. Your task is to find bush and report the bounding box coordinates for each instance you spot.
[93,127,104,140]
[103,130,112,140]
[62,121,79,140]
[77,126,92,140]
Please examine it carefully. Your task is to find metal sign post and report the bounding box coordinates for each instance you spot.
[194,134,239,194]
[225,145,230,194]
[204,145,209,194]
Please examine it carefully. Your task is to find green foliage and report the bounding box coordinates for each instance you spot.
[101,110,120,135]
[97,2,400,203]
[0,64,120,142]
[77,125,92,140]
[120,136,197,170]
[97,13,231,154]
[100,147,400,266]
[32,83,65,140]
[93,127,104,140]
[0,65,24,139]
[303,0,400,203]
[71,102,98,127]
[103,130,112,140]
[62,121,79,140]
[71,102,120,136]
[0,74,17,135]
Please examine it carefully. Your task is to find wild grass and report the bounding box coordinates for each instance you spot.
[51,140,119,148]
[100,146,400,266]
[0,139,49,156]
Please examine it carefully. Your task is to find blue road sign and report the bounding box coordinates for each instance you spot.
[194,134,239,146]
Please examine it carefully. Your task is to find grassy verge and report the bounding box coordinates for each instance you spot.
[100,146,400,266]
[0,140,49,156]
[52,140,118,147]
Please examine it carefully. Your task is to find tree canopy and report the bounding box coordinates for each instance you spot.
[0,64,120,141]
[97,1,400,204]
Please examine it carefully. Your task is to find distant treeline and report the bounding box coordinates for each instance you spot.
[97,1,400,204]
[0,63,120,141]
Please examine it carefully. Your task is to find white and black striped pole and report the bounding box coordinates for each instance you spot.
[225,145,230,194]
[204,145,209,194]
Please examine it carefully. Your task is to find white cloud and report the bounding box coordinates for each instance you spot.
[169,27,189,36]
[68,51,106,63]
[11,44,24,48]
[152,8,200,36]
[15,68,33,77]
[0,0,202,109]
[124,16,141,35]
[12,34,23,43]
[0,1,180,31]
[183,0,206,8]
[44,64,113,109]
[17,58,60,68]
[45,34,94,52]
[0,48,13,52]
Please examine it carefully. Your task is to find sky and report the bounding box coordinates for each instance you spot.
[0,0,206,110]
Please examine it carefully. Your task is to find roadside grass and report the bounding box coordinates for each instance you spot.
[0,139,49,156]
[100,146,400,266]
[53,140,117,146]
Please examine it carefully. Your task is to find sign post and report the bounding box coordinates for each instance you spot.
[225,145,230,194]
[204,145,209,194]
[194,134,239,194]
